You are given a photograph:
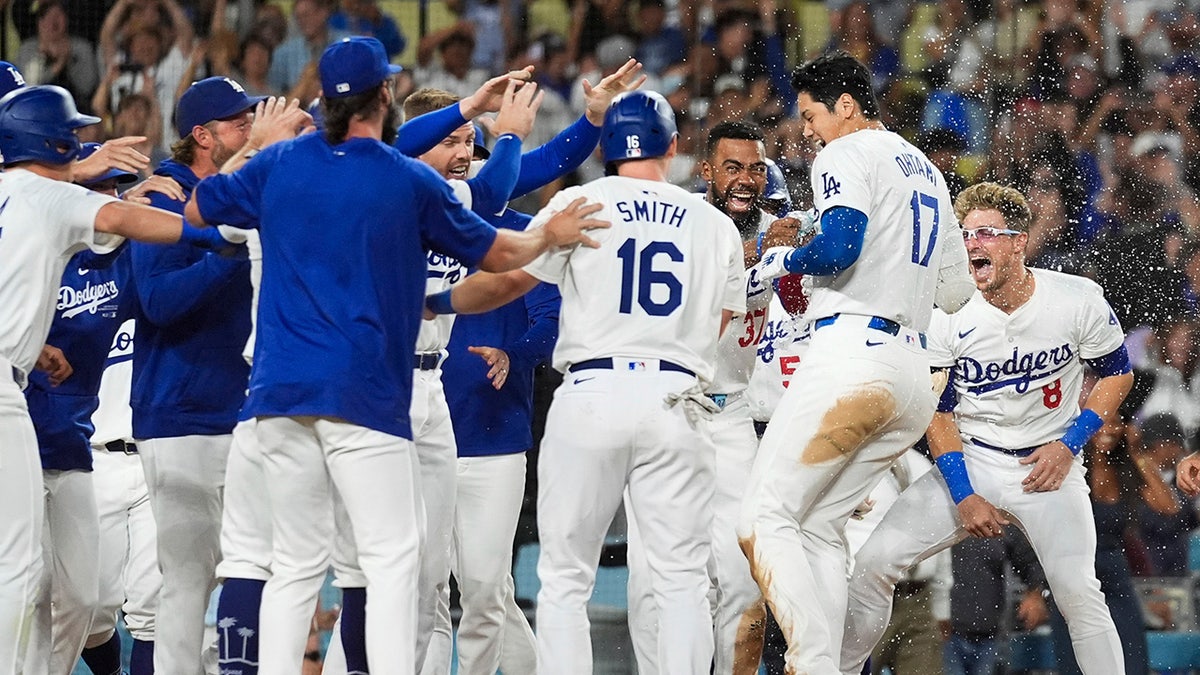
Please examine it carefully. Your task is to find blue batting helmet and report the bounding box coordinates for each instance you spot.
[0,85,99,166]
[763,158,792,217]
[601,90,677,168]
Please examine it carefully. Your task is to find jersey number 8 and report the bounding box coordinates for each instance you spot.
[617,238,683,316]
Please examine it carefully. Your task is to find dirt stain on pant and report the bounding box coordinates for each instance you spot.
[731,599,767,675]
[801,383,896,464]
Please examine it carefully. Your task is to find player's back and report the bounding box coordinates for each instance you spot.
[527,176,745,385]
[805,129,960,332]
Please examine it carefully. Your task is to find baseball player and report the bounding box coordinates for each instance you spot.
[210,70,537,675]
[79,160,181,675]
[624,121,790,675]
[0,83,244,675]
[321,61,645,675]
[23,142,151,675]
[428,89,746,674]
[735,51,973,673]
[183,36,605,674]
[840,182,1133,675]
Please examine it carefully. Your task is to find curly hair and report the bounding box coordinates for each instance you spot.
[953,181,1033,232]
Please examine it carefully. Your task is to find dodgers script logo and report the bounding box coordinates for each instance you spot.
[756,315,795,364]
[426,251,464,285]
[58,279,120,318]
[957,342,1075,395]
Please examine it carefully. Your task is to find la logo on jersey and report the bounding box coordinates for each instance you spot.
[625,134,642,158]
[821,172,841,199]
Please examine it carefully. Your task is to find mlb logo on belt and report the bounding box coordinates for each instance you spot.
[628,361,647,371]
[905,335,917,345]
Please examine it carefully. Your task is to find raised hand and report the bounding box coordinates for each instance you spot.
[74,136,151,182]
[583,58,647,125]
[491,78,543,140]
[122,175,186,204]
[462,67,536,117]
[543,197,609,249]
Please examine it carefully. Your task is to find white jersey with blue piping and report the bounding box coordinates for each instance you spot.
[929,268,1126,449]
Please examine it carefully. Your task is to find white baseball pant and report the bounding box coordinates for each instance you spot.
[87,446,161,647]
[841,441,1124,675]
[216,419,272,583]
[138,433,231,675]
[627,393,764,675]
[256,416,424,675]
[738,316,936,674]
[0,363,42,675]
[536,365,715,675]
[28,469,100,675]
[447,452,536,675]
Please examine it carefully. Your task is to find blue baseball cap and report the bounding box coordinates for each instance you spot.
[175,76,265,139]
[319,36,403,99]
[75,142,138,187]
[0,61,26,98]
[473,123,489,159]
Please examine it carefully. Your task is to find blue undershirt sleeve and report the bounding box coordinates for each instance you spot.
[505,282,561,374]
[510,115,601,199]
[1083,344,1132,377]
[782,206,867,276]
[394,103,469,157]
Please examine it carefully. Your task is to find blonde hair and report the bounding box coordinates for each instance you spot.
[953,182,1032,232]
[402,88,460,121]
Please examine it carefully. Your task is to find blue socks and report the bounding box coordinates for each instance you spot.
[80,632,122,675]
[341,587,369,674]
[217,577,266,674]
[129,638,154,675]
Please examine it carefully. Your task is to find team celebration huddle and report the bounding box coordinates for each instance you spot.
[0,13,1156,675]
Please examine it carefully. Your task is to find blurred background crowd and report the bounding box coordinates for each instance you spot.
[16,0,1200,671]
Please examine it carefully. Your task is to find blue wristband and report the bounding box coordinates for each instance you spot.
[1060,409,1103,455]
[935,451,976,504]
[756,232,766,256]
[179,217,219,248]
[425,290,455,315]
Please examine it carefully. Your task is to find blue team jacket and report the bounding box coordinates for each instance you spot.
[444,210,560,457]
[129,159,252,439]
[26,247,136,471]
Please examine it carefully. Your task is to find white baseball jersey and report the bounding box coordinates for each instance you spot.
[708,210,778,395]
[91,319,135,445]
[745,293,811,422]
[929,268,1126,449]
[804,129,968,331]
[0,170,120,376]
[524,177,745,385]
[415,180,474,355]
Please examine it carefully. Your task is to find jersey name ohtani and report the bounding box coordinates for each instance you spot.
[893,152,940,187]
[615,197,687,227]
[956,342,1074,395]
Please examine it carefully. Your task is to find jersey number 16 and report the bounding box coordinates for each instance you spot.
[618,238,683,316]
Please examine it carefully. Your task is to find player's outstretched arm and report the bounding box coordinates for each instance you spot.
[927,412,1009,538]
[221,96,314,174]
[96,200,243,249]
[395,68,535,157]
[429,269,542,316]
[1019,368,1134,493]
[1177,453,1200,497]
[475,197,608,272]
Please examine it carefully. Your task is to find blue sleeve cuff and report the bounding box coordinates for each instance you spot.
[782,206,866,276]
[1061,409,1103,455]
[935,451,976,504]
[1083,345,1132,377]
[425,290,455,315]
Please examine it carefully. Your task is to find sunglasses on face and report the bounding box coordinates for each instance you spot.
[962,226,1021,242]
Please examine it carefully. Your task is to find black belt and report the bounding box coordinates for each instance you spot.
[568,358,694,377]
[970,437,1040,458]
[813,314,927,349]
[415,353,440,370]
[104,439,138,454]
[895,580,929,597]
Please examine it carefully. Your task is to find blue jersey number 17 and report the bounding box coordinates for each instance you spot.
[910,190,939,267]
[617,238,683,316]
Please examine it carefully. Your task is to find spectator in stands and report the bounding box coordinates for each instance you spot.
[268,0,350,93]
[567,0,629,64]
[15,0,98,111]
[1139,319,1200,442]
[233,34,279,97]
[827,0,900,94]
[448,0,509,75]
[330,0,406,58]
[918,128,969,198]
[1134,412,1200,577]
[415,22,489,99]
[633,0,685,77]
[943,526,1048,675]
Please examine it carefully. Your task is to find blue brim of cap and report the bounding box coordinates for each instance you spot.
[80,168,138,187]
